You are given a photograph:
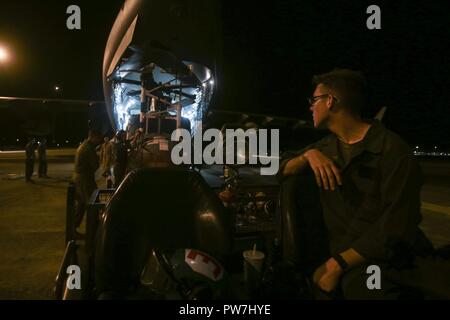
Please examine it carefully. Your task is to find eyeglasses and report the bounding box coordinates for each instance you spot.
[307,94,338,105]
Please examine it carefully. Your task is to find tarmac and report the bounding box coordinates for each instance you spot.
[0,149,449,299]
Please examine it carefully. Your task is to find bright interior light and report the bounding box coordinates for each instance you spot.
[113,83,140,130]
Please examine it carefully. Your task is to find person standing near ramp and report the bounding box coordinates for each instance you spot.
[100,136,114,188]
[25,138,38,183]
[38,138,49,178]
[72,128,104,233]
[112,129,129,188]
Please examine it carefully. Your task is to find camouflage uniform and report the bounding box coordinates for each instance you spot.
[37,139,48,177]
[73,139,99,226]
[100,139,114,177]
[25,139,37,182]
[112,140,129,187]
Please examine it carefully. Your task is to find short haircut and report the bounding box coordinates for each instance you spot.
[88,128,103,138]
[312,69,367,116]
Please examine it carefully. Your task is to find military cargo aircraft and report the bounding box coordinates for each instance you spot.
[56,0,441,301]
[50,0,321,300]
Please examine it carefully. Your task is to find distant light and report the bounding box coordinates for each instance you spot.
[54,86,60,91]
[415,146,419,149]
[202,83,207,88]
[16,139,19,142]
[209,80,214,86]
[65,140,69,143]
[0,46,9,62]
[434,146,438,149]
[57,144,60,147]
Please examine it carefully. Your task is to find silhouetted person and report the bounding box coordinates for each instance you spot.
[112,130,128,188]
[38,138,49,178]
[100,136,114,188]
[25,138,38,183]
[73,129,104,233]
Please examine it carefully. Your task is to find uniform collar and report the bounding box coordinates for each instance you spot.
[318,120,385,169]
[358,120,384,155]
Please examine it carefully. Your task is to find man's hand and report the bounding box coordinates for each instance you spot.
[313,258,344,293]
[304,149,342,190]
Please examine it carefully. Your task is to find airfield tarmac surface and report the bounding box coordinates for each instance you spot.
[0,149,449,299]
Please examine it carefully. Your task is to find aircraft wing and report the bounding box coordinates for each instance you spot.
[206,109,313,131]
[0,96,105,109]
[0,96,109,137]
[207,106,388,131]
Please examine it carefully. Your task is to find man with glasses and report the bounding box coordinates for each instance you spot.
[279,69,432,299]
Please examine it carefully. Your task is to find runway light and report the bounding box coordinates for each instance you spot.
[0,46,9,63]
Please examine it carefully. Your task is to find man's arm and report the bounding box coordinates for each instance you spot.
[282,153,309,176]
[279,138,327,177]
[86,144,100,174]
[282,149,342,190]
[338,248,366,268]
[313,248,365,293]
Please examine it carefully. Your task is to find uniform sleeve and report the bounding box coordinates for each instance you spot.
[87,145,100,174]
[103,143,114,168]
[351,154,423,261]
[277,135,332,180]
[99,144,105,168]
[277,145,313,180]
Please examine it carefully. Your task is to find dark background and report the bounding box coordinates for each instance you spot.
[0,0,448,150]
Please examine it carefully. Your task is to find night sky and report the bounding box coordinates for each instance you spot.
[0,0,449,150]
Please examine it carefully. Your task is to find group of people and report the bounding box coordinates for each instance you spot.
[25,137,48,183]
[99,129,129,188]
[72,129,129,235]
